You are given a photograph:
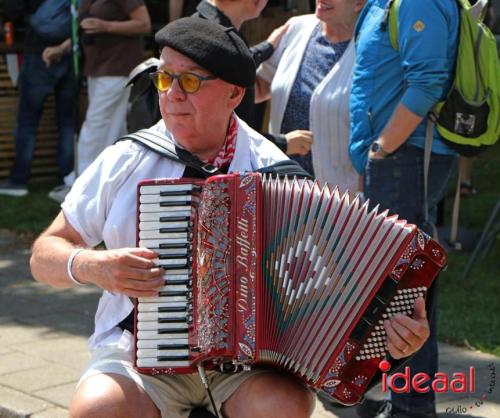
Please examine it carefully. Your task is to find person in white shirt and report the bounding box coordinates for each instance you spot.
[256,0,364,194]
[29,17,430,418]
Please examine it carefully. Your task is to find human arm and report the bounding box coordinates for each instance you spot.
[30,211,164,297]
[370,0,457,159]
[283,130,313,156]
[368,104,423,159]
[42,38,71,67]
[250,22,290,67]
[384,297,430,359]
[80,4,151,36]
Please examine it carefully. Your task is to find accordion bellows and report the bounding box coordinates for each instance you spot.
[134,173,447,405]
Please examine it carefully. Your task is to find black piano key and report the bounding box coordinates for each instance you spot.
[158,254,191,260]
[160,215,191,222]
[164,279,190,286]
[157,354,190,361]
[159,290,189,297]
[376,277,399,302]
[160,201,191,207]
[160,191,192,196]
[160,264,189,270]
[159,243,189,249]
[158,306,187,313]
[159,227,190,233]
[158,327,188,334]
[158,317,187,323]
[157,343,189,350]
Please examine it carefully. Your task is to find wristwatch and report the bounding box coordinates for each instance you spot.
[370,141,392,158]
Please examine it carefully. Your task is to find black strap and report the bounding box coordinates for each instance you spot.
[116,130,222,177]
[117,129,313,180]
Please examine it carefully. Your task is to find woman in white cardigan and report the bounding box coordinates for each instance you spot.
[256,0,364,193]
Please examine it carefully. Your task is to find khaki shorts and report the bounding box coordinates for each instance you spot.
[78,345,272,418]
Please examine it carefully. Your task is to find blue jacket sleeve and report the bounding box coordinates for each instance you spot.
[397,0,458,117]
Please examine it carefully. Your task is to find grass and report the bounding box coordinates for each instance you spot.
[0,180,61,239]
[437,146,500,356]
[0,149,499,356]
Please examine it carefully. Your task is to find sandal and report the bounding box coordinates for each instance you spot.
[460,182,478,197]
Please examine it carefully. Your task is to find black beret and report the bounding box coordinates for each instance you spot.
[155,17,255,88]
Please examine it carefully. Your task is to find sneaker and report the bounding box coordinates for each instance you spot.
[357,400,437,418]
[48,184,71,203]
[0,180,28,197]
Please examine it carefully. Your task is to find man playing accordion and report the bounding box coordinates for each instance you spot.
[30,17,430,418]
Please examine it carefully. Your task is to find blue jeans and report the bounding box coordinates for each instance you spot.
[364,144,456,414]
[9,51,76,185]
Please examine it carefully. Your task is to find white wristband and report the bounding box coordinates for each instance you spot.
[67,248,86,286]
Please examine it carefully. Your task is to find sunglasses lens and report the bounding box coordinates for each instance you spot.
[180,73,201,93]
[153,73,173,92]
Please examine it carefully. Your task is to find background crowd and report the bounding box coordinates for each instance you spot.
[0,1,499,418]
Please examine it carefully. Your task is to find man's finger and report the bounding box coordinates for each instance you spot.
[413,297,427,320]
[129,247,158,259]
[384,319,409,353]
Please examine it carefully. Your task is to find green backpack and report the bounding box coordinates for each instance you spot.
[387,0,500,156]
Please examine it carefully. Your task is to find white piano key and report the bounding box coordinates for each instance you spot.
[137,302,187,312]
[138,311,188,321]
[137,321,187,331]
[158,284,189,292]
[140,194,193,204]
[137,330,189,339]
[140,184,197,194]
[162,273,190,281]
[140,203,192,213]
[137,338,188,349]
[140,221,190,230]
[139,239,190,248]
[155,248,189,256]
[137,348,189,358]
[162,270,191,277]
[138,295,188,303]
[139,210,192,222]
[136,358,191,368]
[155,258,189,267]
[139,230,189,239]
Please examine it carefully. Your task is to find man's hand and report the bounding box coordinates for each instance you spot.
[42,46,64,67]
[384,297,430,359]
[266,22,289,49]
[73,247,165,298]
[42,39,71,67]
[285,130,314,156]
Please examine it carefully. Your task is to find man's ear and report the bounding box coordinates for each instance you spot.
[229,85,245,106]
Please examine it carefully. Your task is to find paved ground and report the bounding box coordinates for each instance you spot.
[0,229,498,418]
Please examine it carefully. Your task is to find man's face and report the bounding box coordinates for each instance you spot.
[157,47,242,155]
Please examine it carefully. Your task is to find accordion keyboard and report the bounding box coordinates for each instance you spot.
[135,183,200,369]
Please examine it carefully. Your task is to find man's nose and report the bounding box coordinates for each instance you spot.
[166,78,186,100]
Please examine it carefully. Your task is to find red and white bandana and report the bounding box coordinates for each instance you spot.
[209,113,238,170]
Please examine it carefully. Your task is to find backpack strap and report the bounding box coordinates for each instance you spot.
[387,0,400,51]
[116,130,222,176]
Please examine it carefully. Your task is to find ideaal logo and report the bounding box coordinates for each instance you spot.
[378,360,496,414]
[379,360,475,394]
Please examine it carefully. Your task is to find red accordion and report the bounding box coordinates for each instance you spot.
[134,173,447,405]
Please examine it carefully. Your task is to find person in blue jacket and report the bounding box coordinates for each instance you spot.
[349,1,459,418]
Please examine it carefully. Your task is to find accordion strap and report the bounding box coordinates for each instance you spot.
[116,129,222,176]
